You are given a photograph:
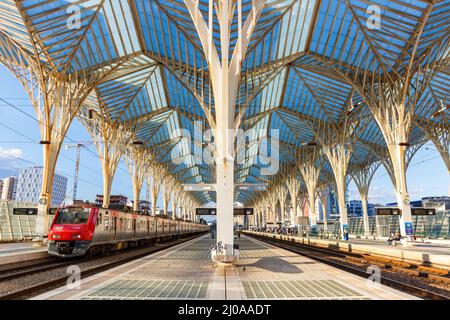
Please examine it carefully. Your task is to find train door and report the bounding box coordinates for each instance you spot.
[113,217,117,240]
[132,218,136,238]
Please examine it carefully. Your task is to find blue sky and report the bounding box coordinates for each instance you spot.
[0,64,448,207]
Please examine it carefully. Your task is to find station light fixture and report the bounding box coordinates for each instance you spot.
[39,140,51,144]
[431,100,449,118]
[301,142,317,146]
[346,101,363,116]
[88,109,93,119]
[398,142,410,147]
[132,140,144,145]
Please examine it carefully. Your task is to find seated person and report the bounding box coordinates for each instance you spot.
[393,232,402,242]
[386,233,395,245]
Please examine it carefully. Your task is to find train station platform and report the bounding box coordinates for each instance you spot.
[244,231,450,271]
[34,235,416,300]
[0,242,48,266]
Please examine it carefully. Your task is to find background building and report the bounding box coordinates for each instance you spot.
[318,187,340,221]
[95,194,128,207]
[386,196,450,210]
[0,176,17,200]
[347,200,376,217]
[15,167,68,206]
[422,196,450,211]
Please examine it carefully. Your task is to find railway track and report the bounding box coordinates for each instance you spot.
[0,232,207,300]
[245,233,449,300]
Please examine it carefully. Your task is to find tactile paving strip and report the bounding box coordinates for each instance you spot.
[166,249,211,259]
[82,279,209,300]
[242,280,367,299]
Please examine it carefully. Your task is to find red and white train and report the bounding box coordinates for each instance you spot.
[48,204,209,257]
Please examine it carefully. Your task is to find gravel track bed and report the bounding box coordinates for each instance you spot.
[326,253,450,298]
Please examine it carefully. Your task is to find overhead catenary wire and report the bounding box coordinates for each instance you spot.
[0,118,132,187]
[0,97,134,177]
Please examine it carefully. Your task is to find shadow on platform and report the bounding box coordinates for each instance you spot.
[238,256,304,274]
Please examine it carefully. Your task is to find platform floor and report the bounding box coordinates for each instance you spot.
[34,235,417,300]
[0,242,48,265]
[0,242,43,254]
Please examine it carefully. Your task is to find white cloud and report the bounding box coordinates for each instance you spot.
[0,147,23,168]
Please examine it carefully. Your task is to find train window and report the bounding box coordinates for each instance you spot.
[104,212,109,231]
[55,208,90,224]
[119,218,123,231]
[97,213,102,226]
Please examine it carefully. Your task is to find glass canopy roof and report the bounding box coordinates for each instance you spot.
[0,0,448,205]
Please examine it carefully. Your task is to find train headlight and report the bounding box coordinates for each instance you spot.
[53,234,60,239]
[72,234,81,239]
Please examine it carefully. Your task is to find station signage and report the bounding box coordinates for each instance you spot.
[375,207,401,216]
[411,208,436,216]
[233,208,254,216]
[195,208,254,216]
[196,208,217,216]
[404,222,414,235]
[376,207,436,216]
[13,208,38,215]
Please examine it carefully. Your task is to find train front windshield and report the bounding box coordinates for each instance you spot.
[54,208,91,224]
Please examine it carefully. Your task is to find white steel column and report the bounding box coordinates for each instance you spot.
[323,144,351,240]
[150,172,161,216]
[162,179,172,216]
[351,161,379,238]
[361,195,370,237]
[319,187,328,228]
[299,161,322,227]
[184,0,265,263]
[285,172,300,226]
[85,118,132,209]
[125,148,148,212]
